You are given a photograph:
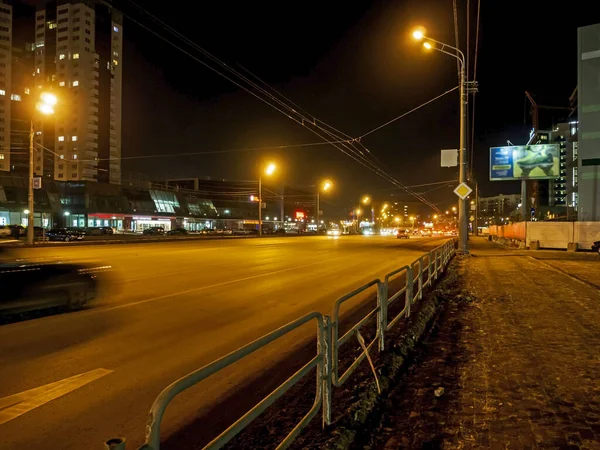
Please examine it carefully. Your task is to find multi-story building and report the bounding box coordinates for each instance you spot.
[0,0,122,184]
[577,23,600,221]
[478,194,521,224]
[0,1,12,172]
[33,0,122,184]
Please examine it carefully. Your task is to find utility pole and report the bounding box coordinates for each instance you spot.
[27,119,35,246]
[316,191,320,231]
[456,62,469,253]
[258,175,262,236]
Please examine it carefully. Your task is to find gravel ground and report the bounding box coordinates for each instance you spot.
[357,240,600,449]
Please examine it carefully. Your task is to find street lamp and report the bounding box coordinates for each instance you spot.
[258,162,276,236]
[362,196,370,204]
[316,180,333,231]
[28,92,57,245]
[412,26,468,253]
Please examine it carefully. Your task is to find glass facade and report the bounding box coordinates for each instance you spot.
[149,189,180,213]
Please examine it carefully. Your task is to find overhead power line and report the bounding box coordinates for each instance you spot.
[358,86,459,139]
[113,0,442,212]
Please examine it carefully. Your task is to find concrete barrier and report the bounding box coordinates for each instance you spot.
[526,222,573,249]
[573,222,600,250]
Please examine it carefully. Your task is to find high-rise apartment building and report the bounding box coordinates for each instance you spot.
[0,1,122,182]
[0,1,13,172]
[34,0,122,184]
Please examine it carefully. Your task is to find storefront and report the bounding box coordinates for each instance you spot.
[129,215,174,232]
[87,213,125,230]
[181,218,215,231]
[0,210,52,228]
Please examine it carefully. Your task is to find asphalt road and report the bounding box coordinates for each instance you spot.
[0,235,449,450]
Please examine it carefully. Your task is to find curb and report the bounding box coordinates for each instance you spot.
[315,260,461,450]
[0,233,316,249]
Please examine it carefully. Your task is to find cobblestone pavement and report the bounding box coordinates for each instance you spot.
[360,241,600,450]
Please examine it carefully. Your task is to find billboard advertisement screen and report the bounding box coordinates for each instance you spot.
[489,144,560,181]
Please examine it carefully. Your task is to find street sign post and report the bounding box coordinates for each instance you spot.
[453,182,473,200]
[33,177,42,189]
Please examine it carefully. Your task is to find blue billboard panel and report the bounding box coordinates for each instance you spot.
[489,145,560,181]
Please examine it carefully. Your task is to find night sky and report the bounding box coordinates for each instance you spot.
[19,0,597,215]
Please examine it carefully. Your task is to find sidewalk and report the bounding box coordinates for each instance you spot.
[360,238,600,449]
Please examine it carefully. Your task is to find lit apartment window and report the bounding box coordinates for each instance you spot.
[72,80,79,87]
[0,153,4,159]
[48,21,57,30]
[73,53,79,59]
[58,136,65,142]
[59,155,65,160]
[24,88,30,95]
[36,41,44,48]
[59,54,65,60]
[72,136,77,141]
[73,154,77,159]
[36,68,40,73]
[113,26,119,32]
[59,81,65,87]
[0,89,4,95]
[10,94,21,101]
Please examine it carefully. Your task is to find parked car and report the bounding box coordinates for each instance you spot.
[47,228,84,242]
[0,248,110,313]
[67,227,88,235]
[166,228,187,236]
[142,227,165,236]
[592,240,600,255]
[396,229,410,239]
[0,225,11,238]
[9,225,26,237]
[98,226,115,235]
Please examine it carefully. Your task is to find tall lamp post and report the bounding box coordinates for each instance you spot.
[28,92,57,245]
[316,180,332,232]
[258,162,276,237]
[412,27,469,253]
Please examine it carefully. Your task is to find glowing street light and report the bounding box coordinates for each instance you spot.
[362,196,370,204]
[411,25,469,253]
[28,91,58,245]
[258,162,277,236]
[412,27,425,40]
[316,180,333,230]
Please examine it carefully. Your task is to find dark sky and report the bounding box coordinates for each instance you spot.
[57,1,600,214]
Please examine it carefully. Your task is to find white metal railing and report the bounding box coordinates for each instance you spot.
[105,239,455,450]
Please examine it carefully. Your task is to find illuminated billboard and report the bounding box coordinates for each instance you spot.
[489,144,560,181]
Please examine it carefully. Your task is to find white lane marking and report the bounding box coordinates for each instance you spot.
[101,254,350,312]
[0,368,113,426]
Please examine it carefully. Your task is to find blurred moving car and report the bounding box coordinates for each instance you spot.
[592,240,600,255]
[326,228,341,236]
[166,228,187,236]
[142,227,165,235]
[0,248,109,313]
[396,229,410,239]
[47,228,84,242]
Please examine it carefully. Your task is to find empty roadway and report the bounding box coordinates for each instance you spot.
[0,235,448,449]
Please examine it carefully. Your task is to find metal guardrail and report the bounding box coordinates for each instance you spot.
[105,239,455,450]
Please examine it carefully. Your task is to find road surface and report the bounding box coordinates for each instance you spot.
[0,235,448,449]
